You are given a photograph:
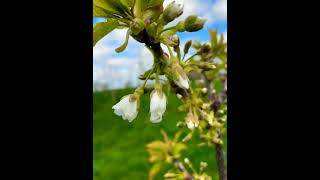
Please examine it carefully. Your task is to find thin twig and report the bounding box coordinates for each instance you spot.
[203,74,227,180]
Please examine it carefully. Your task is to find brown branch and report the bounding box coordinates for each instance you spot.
[138,32,194,180]
[203,74,227,180]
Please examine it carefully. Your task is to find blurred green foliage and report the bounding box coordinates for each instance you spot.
[94,88,227,180]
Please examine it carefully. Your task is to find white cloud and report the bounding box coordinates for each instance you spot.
[93,29,154,90]
[212,0,227,20]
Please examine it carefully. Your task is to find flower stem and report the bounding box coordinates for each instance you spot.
[184,52,199,63]
[142,68,155,87]
[158,26,176,35]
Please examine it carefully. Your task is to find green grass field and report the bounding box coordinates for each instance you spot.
[94,88,227,180]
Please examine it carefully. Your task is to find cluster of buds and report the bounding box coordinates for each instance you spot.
[176,15,206,32]
[93,0,206,50]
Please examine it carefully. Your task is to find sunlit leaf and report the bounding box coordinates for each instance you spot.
[172,142,186,157]
[93,19,119,46]
[147,140,167,163]
[209,29,218,49]
[148,163,162,180]
[93,4,115,18]
[120,0,134,7]
[115,29,130,53]
[94,0,129,17]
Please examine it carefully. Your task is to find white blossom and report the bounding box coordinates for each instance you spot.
[112,95,138,122]
[150,90,167,123]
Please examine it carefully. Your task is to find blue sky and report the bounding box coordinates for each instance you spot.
[93,0,227,90]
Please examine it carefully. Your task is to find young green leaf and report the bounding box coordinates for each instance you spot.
[93,4,115,18]
[94,0,119,14]
[94,0,129,17]
[115,29,130,53]
[120,0,134,8]
[209,29,218,48]
[93,20,119,46]
[148,163,162,180]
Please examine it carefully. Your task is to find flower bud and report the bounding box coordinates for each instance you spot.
[184,158,190,164]
[200,43,211,53]
[201,87,208,94]
[192,42,202,49]
[200,161,208,173]
[163,1,184,23]
[130,18,145,36]
[185,109,199,129]
[184,40,192,54]
[171,60,189,89]
[176,21,185,32]
[185,15,206,32]
[164,172,177,178]
[199,62,216,71]
[200,161,208,170]
[146,22,157,39]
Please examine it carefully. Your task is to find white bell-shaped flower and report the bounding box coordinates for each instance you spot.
[171,60,189,89]
[112,95,138,122]
[150,89,167,123]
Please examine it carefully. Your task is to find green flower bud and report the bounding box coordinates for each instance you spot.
[161,34,179,47]
[171,60,189,89]
[200,161,208,170]
[163,1,184,23]
[176,21,185,32]
[185,15,206,32]
[200,43,211,53]
[130,18,145,36]
[199,62,216,71]
[146,22,158,38]
[164,172,177,178]
[192,42,202,49]
[184,40,192,54]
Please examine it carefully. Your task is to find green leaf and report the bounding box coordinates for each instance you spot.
[172,142,186,157]
[93,20,119,46]
[173,131,183,142]
[219,32,225,44]
[94,0,119,14]
[94,0,129,17]
[115,29,130,53]
[93,4,114,18]
[120,0,134,7]
[209,29,218,49]
[146,140,167,163]
[148,163,162,180]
